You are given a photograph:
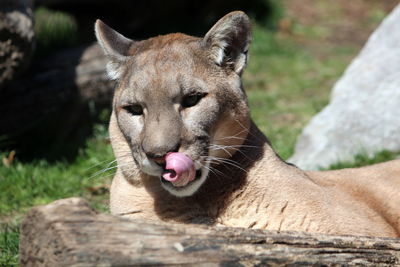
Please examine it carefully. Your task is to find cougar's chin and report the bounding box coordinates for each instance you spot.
[160,162,210,197]
[140,157,163,177]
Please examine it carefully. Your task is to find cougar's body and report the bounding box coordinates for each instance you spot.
[95,12,400,237]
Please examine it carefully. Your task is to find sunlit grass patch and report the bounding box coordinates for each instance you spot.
[34,7,79,56]
[327,150,400,170]
[0,132,113,217]
[0,221,19,266]
[245,23,353,159]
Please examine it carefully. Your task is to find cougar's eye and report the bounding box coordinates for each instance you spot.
[182,93,207,108]
[124,104,143,116]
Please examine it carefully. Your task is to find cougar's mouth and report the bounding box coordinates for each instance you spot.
[160,166,209,197]
[160,168,203,187]
[158,152,210,197]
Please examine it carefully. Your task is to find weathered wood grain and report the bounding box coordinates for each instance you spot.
[20,198,400,266]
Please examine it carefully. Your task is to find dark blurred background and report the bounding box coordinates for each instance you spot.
[36,0,280,39]
[0,0,282,161]
[0,0,397,161]
[33,0,282,55]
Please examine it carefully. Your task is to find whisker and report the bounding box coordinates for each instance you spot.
[210,144,259,149]
[198,160,224,177]
[89,165,119,179]
[205,155,248,173]
[85,158,117,172]
[214,135,246,141]
[89,158,135,179]
[208,144,233,157]
[233,118,265,143]
[208,143,258,161]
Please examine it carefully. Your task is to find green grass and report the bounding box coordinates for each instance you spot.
[0,221,19,266]
[0,129,112,216]
[1,4,400,266]
[327,150,400,170]
[245,24,353,159]
[0,125,113,266]
[34,7,78,56]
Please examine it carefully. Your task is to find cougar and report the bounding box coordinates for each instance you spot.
[95,11,400,237]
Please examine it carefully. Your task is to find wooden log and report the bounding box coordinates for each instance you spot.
[0,43,114,135]
[0,0,35,89]
[19,198,400,266]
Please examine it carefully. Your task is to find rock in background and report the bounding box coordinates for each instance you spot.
[289,4,400,170]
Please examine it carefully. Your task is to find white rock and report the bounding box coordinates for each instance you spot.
[288,5,400,170]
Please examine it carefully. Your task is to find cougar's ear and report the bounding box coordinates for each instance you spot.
[203,11,251,75]
[95,19,135,80]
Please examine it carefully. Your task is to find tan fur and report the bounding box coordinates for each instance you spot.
[96,12,400,237]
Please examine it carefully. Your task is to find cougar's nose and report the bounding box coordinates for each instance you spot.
[144,142,180,166]
[142,106,182,164]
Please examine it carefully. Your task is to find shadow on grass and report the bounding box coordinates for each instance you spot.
[0,45,108,163]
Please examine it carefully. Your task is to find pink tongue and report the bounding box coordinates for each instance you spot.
[162,152,196,185]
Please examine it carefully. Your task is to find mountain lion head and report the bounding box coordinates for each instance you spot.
[95,11,252,197]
